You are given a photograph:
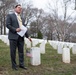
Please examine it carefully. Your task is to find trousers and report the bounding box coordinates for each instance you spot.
[9,36,24,68]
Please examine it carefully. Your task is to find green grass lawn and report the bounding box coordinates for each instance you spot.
[0,39,76,75]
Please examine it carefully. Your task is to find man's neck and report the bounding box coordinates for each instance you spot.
[15,12,20,15]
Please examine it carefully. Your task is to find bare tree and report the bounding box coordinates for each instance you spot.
[75,0,76,9]
[46,0,76,41]
[29,8,46,38]
[0,0,16,35]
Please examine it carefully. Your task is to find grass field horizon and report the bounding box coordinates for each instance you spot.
[0,39,76,75]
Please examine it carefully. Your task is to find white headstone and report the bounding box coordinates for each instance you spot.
[0,35,1,39]
[62,48,70,63]
[72,44,76,54]
[30,47,41,66]
[32,39,39,47]
[63,43,67,48]
[49,41,58,50]
[40,41,45,54]
[24,38,31,48]
[57,44,63,54]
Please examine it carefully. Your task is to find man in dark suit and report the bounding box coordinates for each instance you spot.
[6,4,32,70]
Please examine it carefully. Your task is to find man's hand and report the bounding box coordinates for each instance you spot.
[28,37,32,42]
[16,28,21,32]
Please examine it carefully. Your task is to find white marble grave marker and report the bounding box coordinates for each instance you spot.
[30,47,41,66]
[57,44,63,54]
[40,41,45,54]
[72,44,76,54]
[62,47,70,63]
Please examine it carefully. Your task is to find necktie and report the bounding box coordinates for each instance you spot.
[17,14,22,27]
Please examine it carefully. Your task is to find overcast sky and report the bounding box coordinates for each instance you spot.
[31,0,48,9]
[16,0,76,18]
[17,0,49,9]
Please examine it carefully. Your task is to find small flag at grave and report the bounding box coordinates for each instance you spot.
[26,50,32,57]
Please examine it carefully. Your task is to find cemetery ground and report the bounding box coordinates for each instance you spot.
[0,40,76,75]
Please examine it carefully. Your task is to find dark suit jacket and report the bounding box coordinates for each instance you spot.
[6,13,29,40]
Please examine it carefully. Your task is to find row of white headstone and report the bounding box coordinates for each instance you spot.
[0,35,9,45]
[48,40,76,63]
[24,38,46,66]
[0,35,46,66]
[0,35,76,65]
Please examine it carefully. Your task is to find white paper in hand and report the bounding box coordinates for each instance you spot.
[17,25,27,37]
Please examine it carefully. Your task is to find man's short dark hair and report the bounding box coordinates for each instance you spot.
[15,4,21,8]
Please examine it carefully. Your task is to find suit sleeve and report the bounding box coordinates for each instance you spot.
[6,14,16,33]
[25,30,29,38]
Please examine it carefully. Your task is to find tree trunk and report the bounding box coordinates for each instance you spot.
[3,7,6,35]
[1,17,2,35]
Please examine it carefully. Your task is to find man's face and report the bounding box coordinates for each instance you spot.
[15,5,22,14]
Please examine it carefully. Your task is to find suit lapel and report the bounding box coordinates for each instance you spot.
[13,13,24,27]
[13,13,20,26]
[13,13,18,22]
